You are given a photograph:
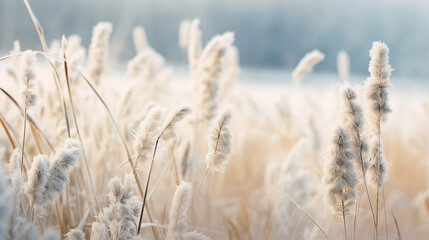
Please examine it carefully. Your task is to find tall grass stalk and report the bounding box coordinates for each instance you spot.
[62,35,101,211]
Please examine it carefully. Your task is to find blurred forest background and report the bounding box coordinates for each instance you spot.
[1,0,428,79]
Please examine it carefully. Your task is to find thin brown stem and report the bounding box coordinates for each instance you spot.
[375,115,381,239]
[356,132,377,232]
[342,200,348,240]
[392,211,401,240]
[282,193,328,238]
[23,0,71,139]
[0,116,16,149]
[63,47,101,211]
[138,137,160,235]
[383,187,388,239]
[352,189,362,240]
[376,187,379,239]
[360,153,378,235]
[0,112,30,167]
[0,87,55,150]
[29,123,42,153]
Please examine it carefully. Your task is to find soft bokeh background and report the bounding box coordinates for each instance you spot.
[1,0,429,80]
[0,1,428,239]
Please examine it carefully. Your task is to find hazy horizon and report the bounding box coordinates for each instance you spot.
[2,0,429,79]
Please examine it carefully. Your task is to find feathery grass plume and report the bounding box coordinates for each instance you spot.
[292,50,325,86]
[108,174,136,205]
[138,106,191,235]
[205,109,233,173]
[339,83,370,172]
[133,26,149,54]
[367,137,388,188]
[107,175,138,239]
[92,174,139,240]
[363,42,392,232]
[188,19,202,71]
[195,32,234,122]
[179,20,191,49]
[109,205,137,239]
[44,138,82,202]
[8,149,22,197]
[20,50,37,172]
[324,127,358,215]
[196,80,218,122]
[339,83,378,231]
[158,106,192,142]
[20,50,38,109]
[65,227,85,240]
[166,181,192,240]
[8,149,22,175]
[25,155,50,205]
[337,51,350,82]
[324,127,358,240]
[0,169,12,239]
[196,32,235,83]
[127,48,165,79]
[365,41,392,130]
[88,22,112,85]
[132,106,164,167]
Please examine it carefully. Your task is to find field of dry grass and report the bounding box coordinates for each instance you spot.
[0,1,428,240]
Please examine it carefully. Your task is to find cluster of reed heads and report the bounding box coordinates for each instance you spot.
[0,1,428,240]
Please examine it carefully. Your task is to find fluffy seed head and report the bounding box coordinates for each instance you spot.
[324,127,359,215]
[367,137,389,188]
[133,26,149,54]
[369,41,393,82]
[133,106,164,164]
[339,84,371,172]
[196,79,218,122]
[196,32,235,83]
[364,41,392,136]
[166,182,192,240]
[205,109,233,173]
[44,138,82,202]
[20,50,37,108]
[107,174,136,204]
[88,22,112,85]
[158,106,192,142]
[292,50,325,86]
[179,20,191,49]
[127,49,164,79]
[25,154,50,205]
[188,19,202,70]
